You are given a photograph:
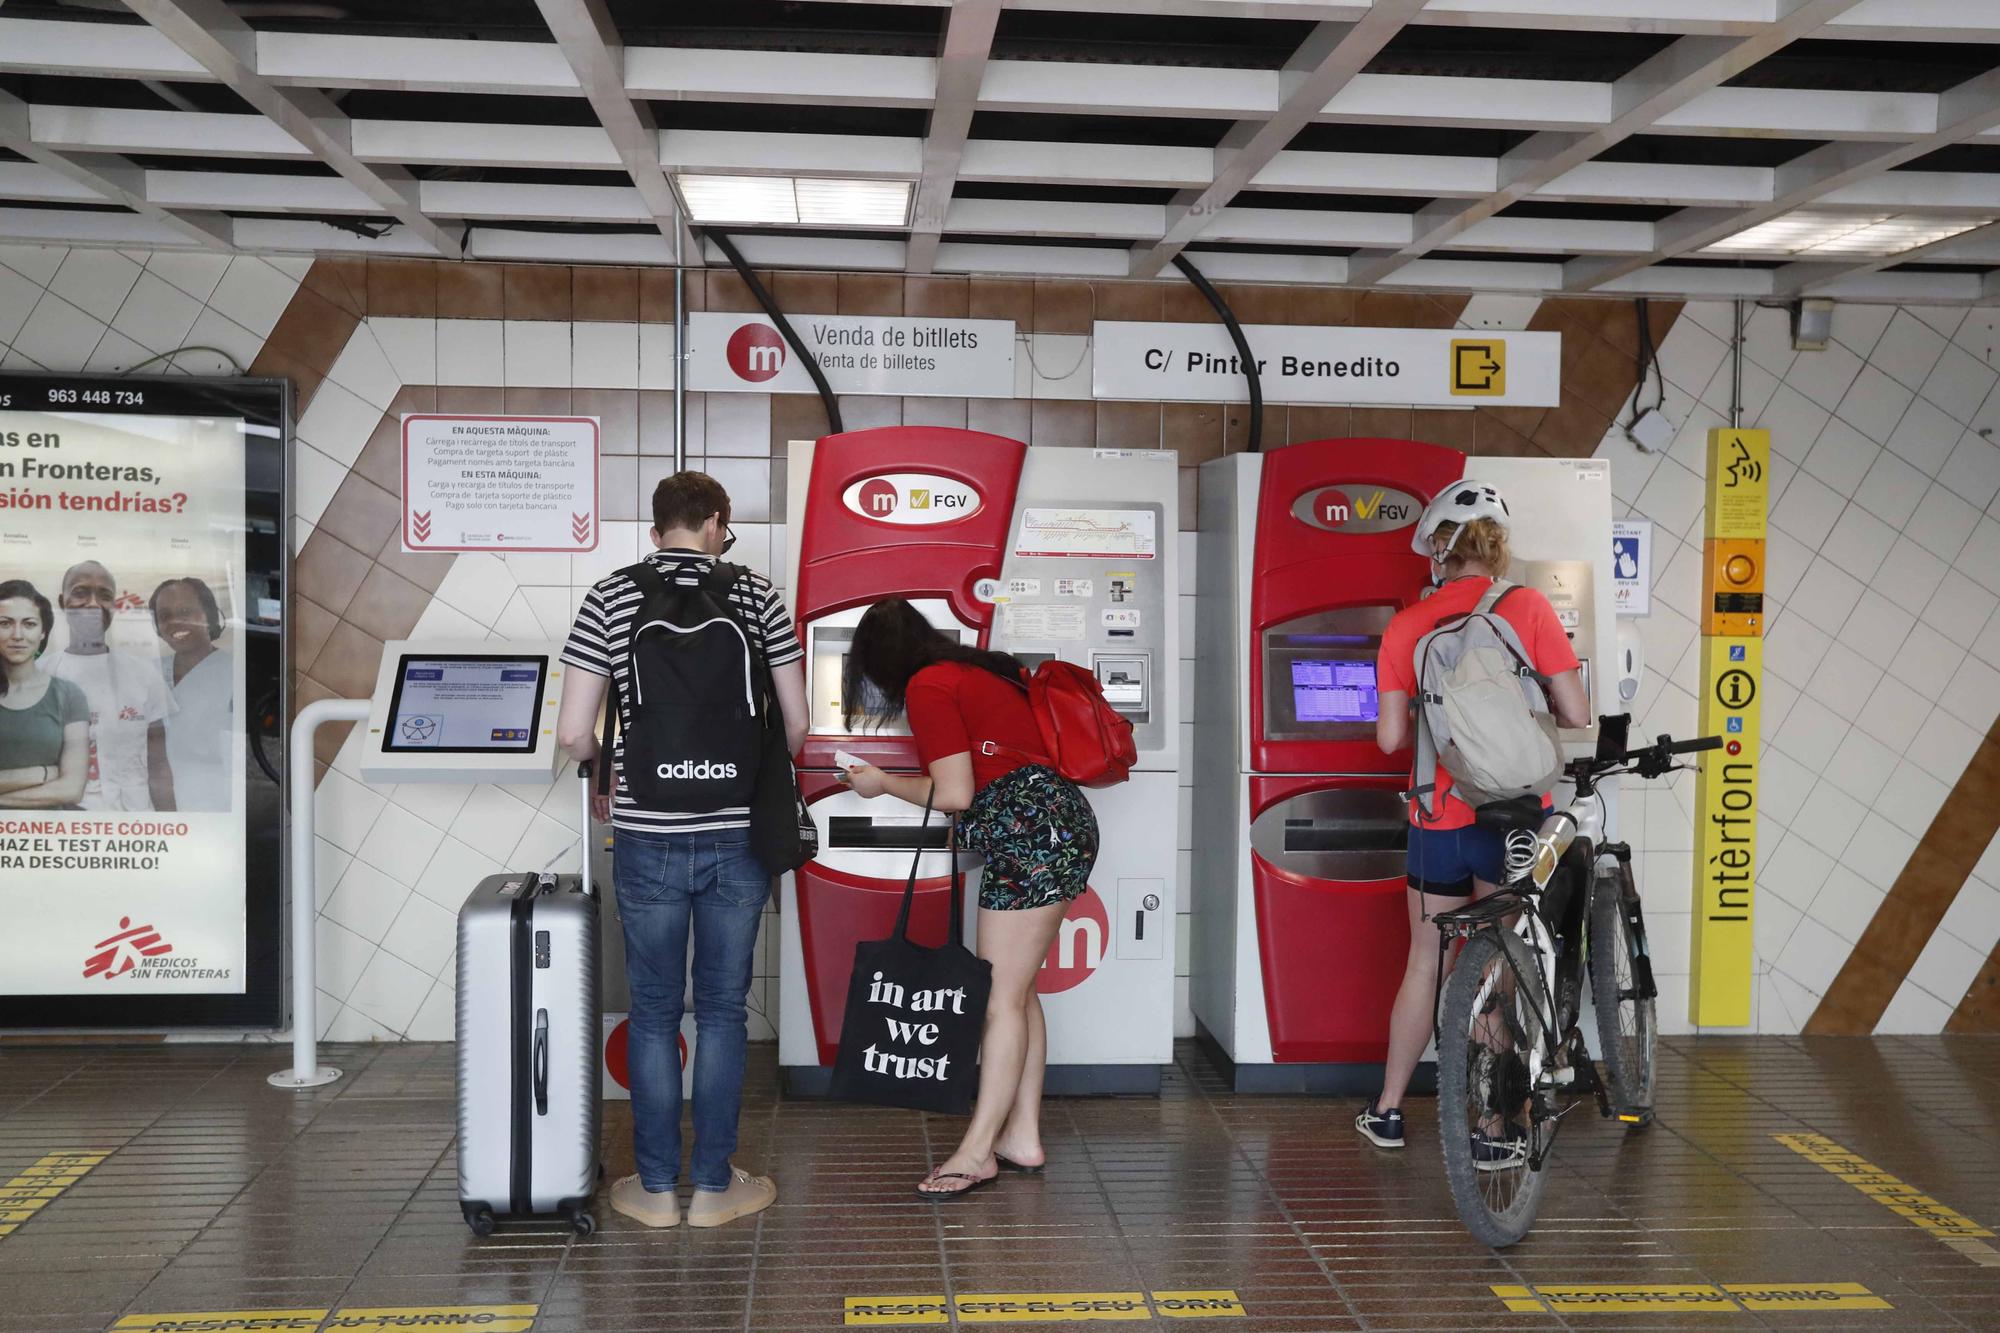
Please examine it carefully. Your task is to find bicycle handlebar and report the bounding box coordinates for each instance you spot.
[1568,731,1723,786]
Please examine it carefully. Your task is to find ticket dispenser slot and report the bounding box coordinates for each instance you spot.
[827,817,954,851]
[1250,789,1408,882]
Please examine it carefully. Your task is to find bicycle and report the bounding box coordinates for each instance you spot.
[1428,719,1721,1247]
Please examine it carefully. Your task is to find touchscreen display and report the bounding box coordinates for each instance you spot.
[385,656,547,752]
[1291,658,1379,725]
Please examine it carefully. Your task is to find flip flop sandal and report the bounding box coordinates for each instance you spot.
[916,1171,993,1200]
[995,1155,1045,1175]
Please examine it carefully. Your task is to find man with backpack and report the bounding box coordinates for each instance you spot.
[557,471,807,1229]
[1352,481,1590,1164]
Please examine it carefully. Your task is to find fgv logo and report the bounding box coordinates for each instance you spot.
[841,472,982,526]
[1037,886,1107,995]
[83,916,172,981]
[725,322,787,382]
[1292,483,1424,534]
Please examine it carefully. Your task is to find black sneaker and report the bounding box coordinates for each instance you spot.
[1471,1127,1528,1172]
[1355,1101,1404,1149]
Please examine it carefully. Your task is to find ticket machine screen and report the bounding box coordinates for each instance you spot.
[1291,659,1379,724]
[384,655,547,752]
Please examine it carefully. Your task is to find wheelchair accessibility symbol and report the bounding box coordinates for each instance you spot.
[1727,717,1743,733]
[399,714,441,745]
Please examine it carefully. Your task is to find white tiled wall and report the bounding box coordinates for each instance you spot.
[1598,302,2000,1035]
[0,244,302,376]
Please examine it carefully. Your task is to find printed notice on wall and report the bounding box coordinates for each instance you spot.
[1015,508,1157,560]
[0,410,249,994]
[402,415,600,553]
[1003,603,1088,642]
[1612,520,1651,616]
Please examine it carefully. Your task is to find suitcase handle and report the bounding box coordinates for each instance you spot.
[532,1009,550,1116]
[577,761,598,898]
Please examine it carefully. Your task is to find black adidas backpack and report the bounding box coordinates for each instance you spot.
[616,560,763,813]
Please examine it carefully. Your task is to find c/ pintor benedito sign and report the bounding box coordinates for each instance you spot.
[1092,322,1559,407]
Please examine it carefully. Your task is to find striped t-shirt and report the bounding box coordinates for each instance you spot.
[562,549,802,833]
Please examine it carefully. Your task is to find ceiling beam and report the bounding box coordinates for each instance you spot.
[1346,0,1862,287]
[118,0,462,258]
[532,0,704,266]
[0,89,232,251]
[906,0,1002,274]
[1565,63,2000,291]
[1128,2,1430,280]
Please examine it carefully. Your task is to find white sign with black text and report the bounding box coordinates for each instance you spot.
[1092,322,1561,407]
[402,414,600,554]
[687,312,1015,398]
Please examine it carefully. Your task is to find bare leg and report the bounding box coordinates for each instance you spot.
[1377,887,1468,1112]
[918,901,1066,1195]
[994,992,1047,1167]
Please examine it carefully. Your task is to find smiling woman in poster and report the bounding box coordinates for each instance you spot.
[150,577,233,813]
[0,579,89,810]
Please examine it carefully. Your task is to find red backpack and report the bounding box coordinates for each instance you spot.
[1011,660,1137,788]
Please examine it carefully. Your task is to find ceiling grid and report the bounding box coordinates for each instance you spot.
[0,0,1992,299]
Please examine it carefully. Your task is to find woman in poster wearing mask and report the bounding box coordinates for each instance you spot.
[151,577,233,813]
[0,579,89,809]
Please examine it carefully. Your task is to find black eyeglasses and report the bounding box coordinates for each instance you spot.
[720,524,737,554]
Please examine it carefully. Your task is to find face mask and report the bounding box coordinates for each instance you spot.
[65,606,108,651]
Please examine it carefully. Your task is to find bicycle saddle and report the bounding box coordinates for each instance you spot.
[1474,796,1546,836]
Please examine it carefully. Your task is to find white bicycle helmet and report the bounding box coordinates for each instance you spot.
[1412,480,1510,557]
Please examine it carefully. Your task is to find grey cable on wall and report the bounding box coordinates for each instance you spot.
[705,230,844,436]
[1172,254,1263,454]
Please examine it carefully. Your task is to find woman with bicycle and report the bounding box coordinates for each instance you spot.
[1354,482,1591,1165]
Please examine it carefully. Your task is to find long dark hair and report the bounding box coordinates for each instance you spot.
[843,597,1024,731]
[0,579,55,698]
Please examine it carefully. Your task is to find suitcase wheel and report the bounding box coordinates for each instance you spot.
[570,1209,596,1237]
[466,1207,496,1238]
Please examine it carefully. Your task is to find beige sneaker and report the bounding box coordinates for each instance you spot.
[685,1166,776,1228]
[608,1174,681,1228]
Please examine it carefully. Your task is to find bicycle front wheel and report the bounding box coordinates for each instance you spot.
[1436,928,1553,1249]
[1590,861,1657,1121]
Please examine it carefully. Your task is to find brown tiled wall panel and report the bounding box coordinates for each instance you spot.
[1808,721,2000,1034]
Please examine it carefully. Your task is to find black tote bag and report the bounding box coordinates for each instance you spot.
[827,795,992,1114]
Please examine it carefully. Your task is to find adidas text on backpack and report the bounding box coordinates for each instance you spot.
[617,561,763,813]
[1409,581,1563,819]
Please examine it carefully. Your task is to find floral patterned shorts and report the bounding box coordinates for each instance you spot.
[955,765,1100,912]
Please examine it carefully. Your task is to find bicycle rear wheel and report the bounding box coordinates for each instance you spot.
[1589,862,1656,1121]
[1436,928,1553,1248]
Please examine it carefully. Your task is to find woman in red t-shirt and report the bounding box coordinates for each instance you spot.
[843,598,1099,1199]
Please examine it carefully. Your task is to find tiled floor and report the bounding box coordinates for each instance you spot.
[1,1038,1997,1331]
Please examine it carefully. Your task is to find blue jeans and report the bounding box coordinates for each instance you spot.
[613,825,770,1192]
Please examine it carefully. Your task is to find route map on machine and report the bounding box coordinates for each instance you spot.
[1016,507,1157,559]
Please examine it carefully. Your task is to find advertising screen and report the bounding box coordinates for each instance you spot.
[385,656,547,752]
[0,374,287,1029]
[1291,658,1379,725]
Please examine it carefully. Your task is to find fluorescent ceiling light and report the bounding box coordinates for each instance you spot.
[674,174,912,228]
[1702,210,1989,259]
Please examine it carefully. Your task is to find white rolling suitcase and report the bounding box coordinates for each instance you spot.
[456,764,602,1236]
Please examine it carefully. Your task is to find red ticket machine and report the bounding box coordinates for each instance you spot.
[1189,438,1467,1091]
[777,426,1182,1093]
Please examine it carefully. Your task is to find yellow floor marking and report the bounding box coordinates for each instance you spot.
[1492,1283,1893,1314]
[111,1314,328,1332]
[1150,1291,1246,1319]
[1775,1132,1997,1260]
[955,1293,1151,1324]
[843,1292,1246,1326]
[0,1150,112,1239]
[323,1310,536,1332]
[1724,1284,1893,1312]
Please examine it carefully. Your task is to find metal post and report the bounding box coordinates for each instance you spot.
[269,696,371,1090]
[1731,298,1746,428]
[674,223,687,472]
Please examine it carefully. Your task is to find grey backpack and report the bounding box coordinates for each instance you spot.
[1409,581,1563,819]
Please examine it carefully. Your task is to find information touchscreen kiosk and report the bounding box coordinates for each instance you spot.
[359,639,568,785]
